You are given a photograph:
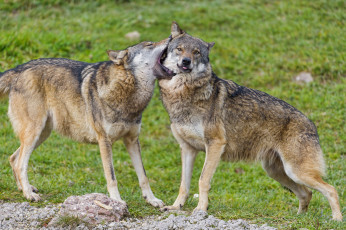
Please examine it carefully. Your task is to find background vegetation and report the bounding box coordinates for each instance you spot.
[0,0,344,229]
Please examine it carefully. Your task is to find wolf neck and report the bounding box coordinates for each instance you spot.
[159,67,213,99]
[159,69,214,123]
[99,64,155,115]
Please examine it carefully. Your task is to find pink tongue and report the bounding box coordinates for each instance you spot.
[183,66,187,69]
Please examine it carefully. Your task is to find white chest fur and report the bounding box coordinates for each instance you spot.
[173,120,205,151]
[103,120,140,142]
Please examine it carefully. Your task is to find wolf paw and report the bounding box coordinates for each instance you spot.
[31,185,39,193]
[18,185,39,193]
[193,207,208,214]
[332,214,343,221]
[110,196,127,207]
[119,200,127,208]
[24,192,41,202]
[160,205,180,212]
[145,196,165,208]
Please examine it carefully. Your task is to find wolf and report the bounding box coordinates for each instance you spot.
[157,22,342,221]
[0,36,175,207]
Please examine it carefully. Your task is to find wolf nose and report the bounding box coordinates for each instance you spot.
[182,58,191,66]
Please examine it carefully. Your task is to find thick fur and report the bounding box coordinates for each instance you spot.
[0,38,171,207]
[158,22,342,221]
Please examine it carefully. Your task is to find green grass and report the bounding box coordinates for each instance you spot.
[53,215,91,229]
[0,0,345,229]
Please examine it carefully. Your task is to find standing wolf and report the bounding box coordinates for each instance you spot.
[157,22,342,221]
[0,37,174,207]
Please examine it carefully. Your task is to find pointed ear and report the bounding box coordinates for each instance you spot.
[107,49,128,65]
[171,21,184,38]
[107,50,119,62]
[208,42,215,50]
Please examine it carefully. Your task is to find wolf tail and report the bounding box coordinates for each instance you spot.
[0,69,16,98]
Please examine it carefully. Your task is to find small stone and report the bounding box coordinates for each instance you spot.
[125,31,140,41]
[109,222,116,227]
[294,72,313,83]
[218,220,226,226]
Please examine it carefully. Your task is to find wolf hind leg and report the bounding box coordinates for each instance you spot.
[284,164,342,221]
[10,114,52,201]
[13,127,47,201]
[9,148,24,191]
[10,117,52,193]
[279,144,342,221]
[262,151,312,214]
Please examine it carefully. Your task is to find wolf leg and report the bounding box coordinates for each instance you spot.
[283,163,342,221]
[10,120,51,193]
[124,136,164,208]
[279,143,342,221]
[14,132,42,201]
[9,148,24,191]
[10,116,51,201]
[194,140,225,212]
[161,141,198,211]
[262,152,312,214]
[306,178,342,221]
[98,136,125,205]
[16,146,41,201]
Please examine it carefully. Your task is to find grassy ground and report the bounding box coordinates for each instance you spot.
[0,0,345,229]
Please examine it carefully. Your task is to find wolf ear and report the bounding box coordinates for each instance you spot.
[171,21,184,38]
[107,50,128,65]
[208,42,215,50]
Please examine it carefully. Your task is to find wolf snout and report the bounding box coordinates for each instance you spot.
[179,57,192,72]
[182,58,191,66]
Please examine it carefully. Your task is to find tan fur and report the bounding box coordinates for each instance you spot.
[1,38,172,208]
[158,22,342,221]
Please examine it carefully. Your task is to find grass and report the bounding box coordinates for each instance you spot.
[54,215,91,229]
[0,0,345,229]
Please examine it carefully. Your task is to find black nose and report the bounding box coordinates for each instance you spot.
[182,58,191,66]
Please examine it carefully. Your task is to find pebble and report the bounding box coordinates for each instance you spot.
[294,72,313,83]
[125,31,140,41]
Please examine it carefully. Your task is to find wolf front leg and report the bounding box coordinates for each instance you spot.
[161,140,198,211]
[98,136,126,205]
[194,140,225,212]
[123,135,164,208]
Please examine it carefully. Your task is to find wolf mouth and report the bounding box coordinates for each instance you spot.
[155,48,175,79]
[177,64,192,73]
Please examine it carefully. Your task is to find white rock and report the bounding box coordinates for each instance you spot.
[294,72,313,83]
[125,31,140,41]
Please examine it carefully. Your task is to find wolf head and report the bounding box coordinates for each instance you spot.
[107,36,175,81]
[159,22,214,79]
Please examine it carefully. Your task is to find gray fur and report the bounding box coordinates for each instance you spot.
[158,22,342,221]
[0,38,171,208]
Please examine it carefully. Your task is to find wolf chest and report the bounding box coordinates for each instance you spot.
[174,121,205,151]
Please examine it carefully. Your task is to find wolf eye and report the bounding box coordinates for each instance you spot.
[176,47,182,52]
[145,42,153,46]
[193,50,200,55]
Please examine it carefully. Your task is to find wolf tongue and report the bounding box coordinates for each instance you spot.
[183,66,187,69]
